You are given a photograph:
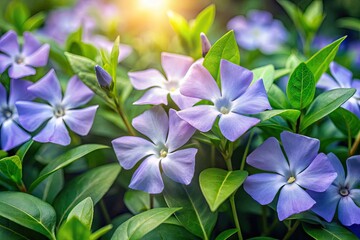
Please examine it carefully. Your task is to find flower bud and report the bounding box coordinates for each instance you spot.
[200,32,211,57]
[95,65,112,89]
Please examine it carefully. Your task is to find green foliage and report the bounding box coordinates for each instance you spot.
[215,228,238,240]
[303,222,358,240]
[257,109,301,123]
[0,156,22,186]
[338,17,360,32]
[124,190,150,214]
[67,197,94,230]
[57,217,91,240]
[252,65,275,91]
[330,108,360,138]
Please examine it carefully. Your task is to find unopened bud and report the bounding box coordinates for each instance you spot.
[95,65,112,89]
[200,32,211,57]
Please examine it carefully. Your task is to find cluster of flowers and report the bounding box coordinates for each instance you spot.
[0,30,98,150]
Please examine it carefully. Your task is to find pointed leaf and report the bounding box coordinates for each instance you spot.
[57,217,91,240]
[67,197,94,230]
[252,65,275,91]
[303,222,358,240]
[330,107,360,138]
[0,156,22,185]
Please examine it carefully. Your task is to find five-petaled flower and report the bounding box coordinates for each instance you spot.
[0,30,49,79]
[243,131,337,221]
[178,59,271,142]
[112,106,197,194]
[16,69,98,146]
[308,153,360,226]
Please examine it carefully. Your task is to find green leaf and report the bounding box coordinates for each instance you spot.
[300,88,356,131]
[16,140,33,161]
[90,224,112,240]
[330,107,360,138]
[167,11,191,50]
[0,217,32,240]
[124,190,150,214]
[67,197,94,230]
[163,177,217,239]
[190,4,215,45]
[110,36,120,81]
[286,62,315,109]
[306,36,346,83]
[215,228,238,240]
[277,0,303,33]
[257,109,301,123]
[54,163,121,225]
[0,156,22,185]
[111,208,180,240]
[5,1,30,32]
[0,151,7,159]
[199,168,248,212]
[65,52,95,73]
[268,84,291,109]
[23,12,45,31]
[57,217,91,240]
[303,222,358,240]
[303,0,323,31]
[203,31,240,82]
[143,223,198,240]
[338,17,360,32]
[0,192,56,240]
[252,65,275,91]
[30,144,108,192]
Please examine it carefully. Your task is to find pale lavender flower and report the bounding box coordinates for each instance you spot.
[244,131,337,221]
[0,79,33,151]
[16,70,98,146]
[128,52,199,109]
[308,154,360,226]
[178,60,271,142]
[317,62,360,117]
[227,10,287,54]
[0,31,49,79]
[112,106,197,194]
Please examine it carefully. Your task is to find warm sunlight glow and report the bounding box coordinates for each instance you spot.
[137,0,168,11]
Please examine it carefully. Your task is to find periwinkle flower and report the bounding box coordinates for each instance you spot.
[112,106,197,194]
[177,60,271,142]
[0,79,33,151]
[308,154,360,226]
[317,62,360,117]
[243,131,337,221]
[16,70,98,146]
[0,31,50,79]
[227,10,287,54]
[128,52,199,109]
[95,65,112,89]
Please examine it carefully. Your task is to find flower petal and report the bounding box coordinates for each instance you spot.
[350,189,360,206]
[277,184,316,221]
[63,106,98,136]
[317,73,339,90]
[180,63,221,101]
[118,44,132,62]
[0,54,12,74]
[132,106,168,145]
[62,76,94,108]
[246,137,289,176]
[281,131,320,174]
[16,101,53,131]
[112,136,156,169]
[177,105,219,132]
[33,117,71,146]
[243,173,286,205]
[166,109,195,152]
[128,69,165,90]
[25,44,50,67]
[345,156,360,189]
[219,112,259,141]
[133,87,168,106]
[330,62,353,88]
[161,148,197,185]
[220,60,253,100]
[0,30,19,57]
[169,90,199,110]
[327,153,346,186]
[308,185,341,222]
[1,120,30,151]
[338,196,360,226]
[0,83,7,107]
[8,64,36,79]
[9,79,33,106]
[129,155,163,194]
[22,32,42,56]
[161,52,193,81]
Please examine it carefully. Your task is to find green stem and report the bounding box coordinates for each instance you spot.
[114,99,136,136]
[263,217,279,236]
[17,181,27,193]
[261,206,268,234]
[211,145,216,167]
[230,194,243,240]
[149,194,154,209]
[100,199,111,224]
[282,220,300,240]
[240,131,254,170]
[350,131,360,156]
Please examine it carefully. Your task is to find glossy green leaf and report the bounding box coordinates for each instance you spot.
[0,151,7,159]
[110,36,120,81]
[257,109,301,123]
[199,168,248,212]
[267,84,291,109]
[124,190,150,214]
[215,228,238,240]
[277,0,303,32]
[0,156,22,185]
[90,224,112,240]
[65,52,96,73]
[111,208,180,240]
[23,12,45,31]
[30,144,109,192]
[57,217,91,240]
[167,11,191,49]
[300,88,356,131]
[303,222,358,240]
[0,217,33,240]
[0,192,56,240]
[190,4,215,38]
[54,163,121,225]
[16,140,33,161]
[143,223,198,240]
[330,107,360,138]
[67,197,93,230]
[303,0,323,30]
[338,17,360,32]
[252,65,275,91]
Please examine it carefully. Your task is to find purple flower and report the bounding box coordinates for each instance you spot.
[227,10,288,54]
[16,70,98,146]
[0,31,49,79]
[243,131,337,221]
[349,41,360,67]
[0,79,33,151]
[128,52,199,109]
[112,106,197,194]
[177,60,271,142]
[317,62,360,117]
[308,154,360,226]
[95,65,112,88]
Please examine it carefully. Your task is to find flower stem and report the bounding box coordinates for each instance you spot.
[350,130,360,156]
[17,181,27,193]
[261,206,268,234]
[282,220,300,240]
[114,99,136,136]
[149,194,154,209]
[230,194,243,240]
[240,131,254,170]
[100,199,111,224]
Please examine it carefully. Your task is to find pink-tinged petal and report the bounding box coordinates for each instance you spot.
[0,30,19,57]
[28,69,62,105]
[24,44,50,67]
[118,44,132,62]
[308,185,341,222]
[33,117,70,146]
[281,131,320,174]
[338,197,360,226]
[345,156,360,189]
[63,106,98,136]
[8,64,36,79]
[133,87,168,106]
[220,60,253,100]
[166,109,195,152]
[22,32,42,56]
[0,54,12,73]
[161,52,193,81]
[232,79,271,114]
[9,79,33,106]
[327,153,346,186]
[112,136,156,169]
[317,73,339,90]
[132,106,168,145]
[0,83,7,106]
[62,76,94,108]
[219,112,259,142]
[177,105,219,132]
[170,91,199,109]
[16,101,53,131]
[180,63,221,101]
[161,148,197,185]
[277,184,316,221]
[244,173,286,205]
[1,120,30,151]
[128,69,165,90]
[246,137,289,176]
[330,62,353,88]
[129,155,163,194]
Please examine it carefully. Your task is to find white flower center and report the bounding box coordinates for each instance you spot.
[165,80,179,93]
[215,97,232,115]
[54,105,65,118]
[159,149,168,158]
[15,55,25,64]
